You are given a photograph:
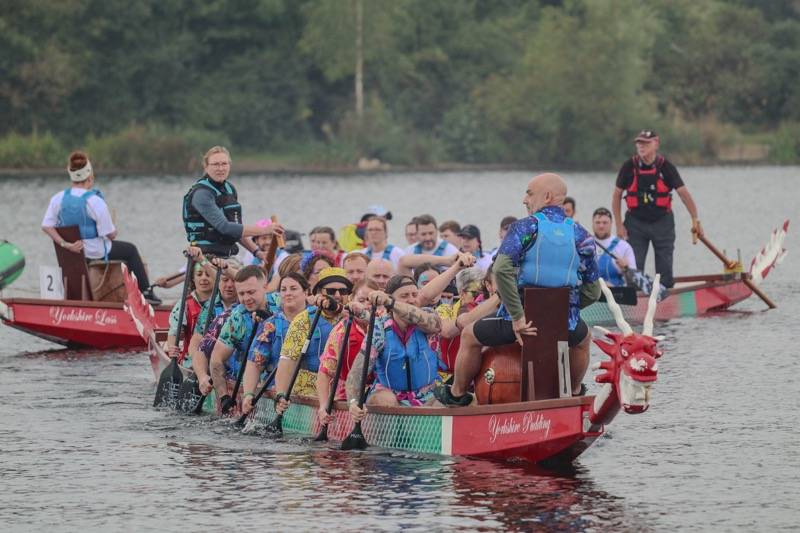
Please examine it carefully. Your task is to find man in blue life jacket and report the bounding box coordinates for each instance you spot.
[592,207,637,287]
[612,130,703,288]
[183,146,283,259]
[41,151,160,303]
[436,173,601,406]
[405,214,459,257]
[357,217,406,268]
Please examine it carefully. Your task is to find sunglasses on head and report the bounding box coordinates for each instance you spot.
[322,287,351,296]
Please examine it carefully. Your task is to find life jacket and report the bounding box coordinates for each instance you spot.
[597,238,626,287]
[376,321,440,392]
[182,176,242,255]
[179,294,205,361]
[300,308,335,373]
[625,155,672,211]
[413,240,448,256]
[518,213,579,288]
[57,188,104,240]
[366,244,395,261]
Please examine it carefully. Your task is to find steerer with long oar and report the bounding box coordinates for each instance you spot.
[694,231,777,309]
[154,253,194,407]
[315,312,354,442]
[264,306,324,436]
[341,303,378,451]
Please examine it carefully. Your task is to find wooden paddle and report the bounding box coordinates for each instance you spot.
[259,215,284,276]
[221,310,269,414]
[695,233,776,309]
[341,304,378,451]
[265,307,324,436]
[153,253,193,407]
[234,365,280,428]
[315,313,354,442]
[595,239,664,300]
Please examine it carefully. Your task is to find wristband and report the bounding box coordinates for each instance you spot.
[243,392,255,399]
[275,392,286,402]
[349,398,357,404]
[60,240,66,248]
[200,258,209,266]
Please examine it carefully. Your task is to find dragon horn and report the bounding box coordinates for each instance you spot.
[593,325,612,337]
[598,278,633,336]
[643,273,660,337]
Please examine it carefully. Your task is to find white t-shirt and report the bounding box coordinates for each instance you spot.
[595,235,638,273]
[475,253,494,272]
[42,188,115,259]
[357,244,406,268]
[404,239,459,257]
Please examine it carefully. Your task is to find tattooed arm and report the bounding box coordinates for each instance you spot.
[391,300,442,334]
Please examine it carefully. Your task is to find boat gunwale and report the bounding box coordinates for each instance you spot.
[1,296,171,311]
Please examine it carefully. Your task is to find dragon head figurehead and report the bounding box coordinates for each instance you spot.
[589,276,664,427]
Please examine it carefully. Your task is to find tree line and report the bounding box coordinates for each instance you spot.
[2,0,800,171]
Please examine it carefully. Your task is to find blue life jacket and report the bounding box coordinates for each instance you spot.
[300,307,335,373]
[366,244,394,261]
[376,323,441,392]
[58,188,104,239]
[597,238,625,286]
[518,213,579,288]
[413,240,448,256]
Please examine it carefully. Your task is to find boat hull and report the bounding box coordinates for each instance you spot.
[581,278,753,326]
[247,395,599,464]
[0,297,170,349]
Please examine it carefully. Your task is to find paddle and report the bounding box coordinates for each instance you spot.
[234,365,280,428]
[264,306,324,436]
[341,304,378,451]
[595,239,666,301]
[695,233,776,309]
[315,313,354,442]
[221,310,269,414]
[177,261,224,414]
[154,253,193,408]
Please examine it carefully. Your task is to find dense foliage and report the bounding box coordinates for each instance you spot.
[2,0,800,170]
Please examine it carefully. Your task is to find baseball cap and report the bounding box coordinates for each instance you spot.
[635,130,659,142]
[458,224,481,240]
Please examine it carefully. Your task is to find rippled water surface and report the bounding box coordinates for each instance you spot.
[1,167,799,531]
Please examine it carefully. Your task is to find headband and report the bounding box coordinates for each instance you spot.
[68,161,93,182]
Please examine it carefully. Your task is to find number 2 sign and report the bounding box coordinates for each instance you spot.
[40,265,64,300]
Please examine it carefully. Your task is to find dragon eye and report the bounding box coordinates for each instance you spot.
[621,348,629,357]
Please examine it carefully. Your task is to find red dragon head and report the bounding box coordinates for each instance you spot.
[590,276,664,426]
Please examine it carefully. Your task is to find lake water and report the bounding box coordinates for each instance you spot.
[1,167,798,531]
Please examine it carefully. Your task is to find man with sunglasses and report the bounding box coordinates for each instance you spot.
[274,267,352,409]
[592,207,637,287]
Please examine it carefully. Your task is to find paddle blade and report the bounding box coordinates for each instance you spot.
[340,422,368,451]
[264,414,284,437]
[154,358,183,408]
[176,374,206,414]
[234,411,250,429]
[314,424,329,442]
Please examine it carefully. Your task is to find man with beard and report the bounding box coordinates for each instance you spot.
[592,207,637,287]
[406,214,459,257]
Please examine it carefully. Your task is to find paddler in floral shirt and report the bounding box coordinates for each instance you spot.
[273,267,352,412]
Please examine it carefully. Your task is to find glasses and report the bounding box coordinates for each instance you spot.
[323,287,351,296]
[208,162,230,168]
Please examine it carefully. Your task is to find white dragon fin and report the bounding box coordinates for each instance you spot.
[599,278,634,336]
[642,274,660,337]
[750,219,789,285]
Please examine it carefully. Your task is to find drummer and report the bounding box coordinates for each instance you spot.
[41,151,160,303]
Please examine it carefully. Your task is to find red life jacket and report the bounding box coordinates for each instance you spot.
[178,294,204,363]
[625,155,672,211]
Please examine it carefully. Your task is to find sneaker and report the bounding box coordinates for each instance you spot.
[433,383,473,407]
[143,290,162,306]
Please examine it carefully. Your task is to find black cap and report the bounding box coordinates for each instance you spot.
[282,230,304,254]
[635,130,658,142]
[458,224,481,240]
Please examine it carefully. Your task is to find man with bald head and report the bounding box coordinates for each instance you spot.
[436,173,600,405]
[366,258,394,290]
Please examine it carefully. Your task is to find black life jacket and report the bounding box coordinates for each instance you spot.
[625,155,672,211]
[182,176,242,255]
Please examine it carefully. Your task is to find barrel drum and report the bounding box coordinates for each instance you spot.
[475,345,521,405]
[87,260,127,302]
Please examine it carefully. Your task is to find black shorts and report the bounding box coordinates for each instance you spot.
[472,315,589,348]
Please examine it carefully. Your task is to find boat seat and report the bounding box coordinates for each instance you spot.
[53,226,93,301]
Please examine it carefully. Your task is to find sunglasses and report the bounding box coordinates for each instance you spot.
[322,287,351,296]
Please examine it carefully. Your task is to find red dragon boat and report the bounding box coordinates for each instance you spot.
[0,297,170,349]
[124,262,665,465]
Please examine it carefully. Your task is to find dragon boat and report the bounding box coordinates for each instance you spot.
[581,219,789,325]
[124,264,665,465]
